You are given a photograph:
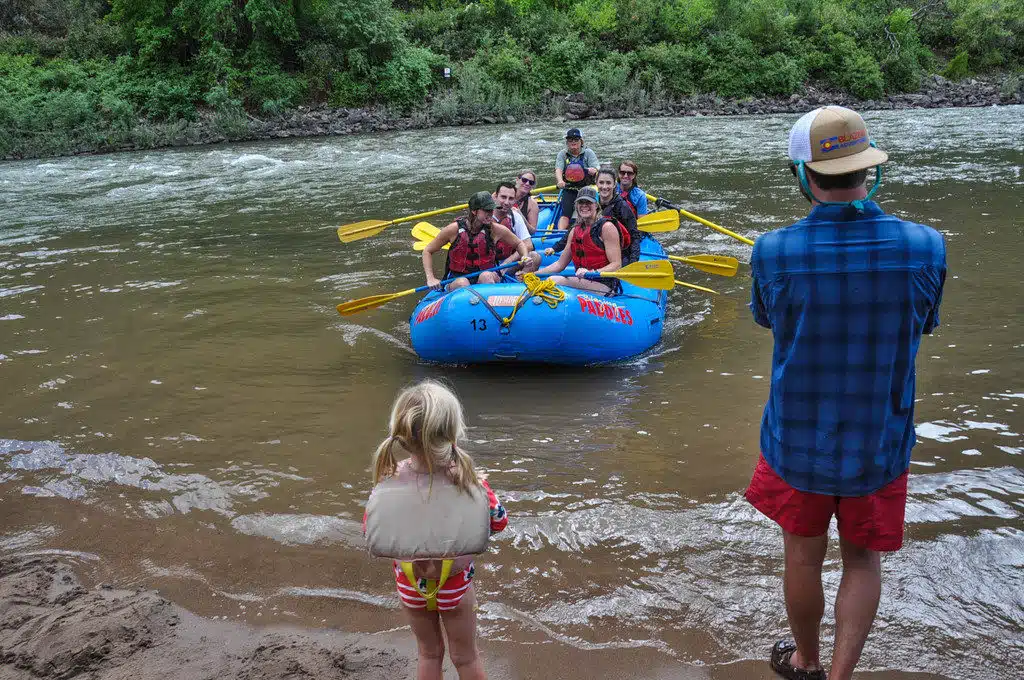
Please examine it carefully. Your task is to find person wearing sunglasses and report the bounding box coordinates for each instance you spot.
[616,160,649,217]
[513,170,540,233]
[554,128,599,232]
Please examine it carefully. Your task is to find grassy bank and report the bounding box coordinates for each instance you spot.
[1,0,1022,159]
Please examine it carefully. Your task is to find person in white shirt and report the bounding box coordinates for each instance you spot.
[492,181,540,275]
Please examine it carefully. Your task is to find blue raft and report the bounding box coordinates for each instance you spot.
[409,205,669,365]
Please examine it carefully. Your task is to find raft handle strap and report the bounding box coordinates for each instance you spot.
[462,286,505,327]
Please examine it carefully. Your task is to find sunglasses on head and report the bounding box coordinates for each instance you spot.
[619,169,635,176]
[519,176,536,185]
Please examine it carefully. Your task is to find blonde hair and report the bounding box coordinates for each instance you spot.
[372,380,481,495]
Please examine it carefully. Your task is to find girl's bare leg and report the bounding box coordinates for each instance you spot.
[404,606,445,680]
[439,585,486,680]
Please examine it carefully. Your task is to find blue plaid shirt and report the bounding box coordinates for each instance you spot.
[750,201,946,496]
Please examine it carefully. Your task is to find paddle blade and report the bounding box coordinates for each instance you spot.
[600,259,675,290]
[674,280,718,294]
[337,220,390,243]
[413,240,449,251]
[669,254,739,277]
[637,210,681,233]
[336,288,417,316]
[410,221,441,242]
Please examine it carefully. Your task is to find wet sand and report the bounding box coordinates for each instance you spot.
[0,555,952,680]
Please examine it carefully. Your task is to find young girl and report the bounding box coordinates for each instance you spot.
[369,380,508,680]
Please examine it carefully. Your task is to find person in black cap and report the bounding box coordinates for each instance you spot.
[553,128,599,232]
[421,191,533,291]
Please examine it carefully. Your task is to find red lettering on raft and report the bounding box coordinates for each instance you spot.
[577,295,633,326]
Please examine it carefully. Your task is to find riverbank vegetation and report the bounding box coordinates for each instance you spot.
[2,0,1022,158]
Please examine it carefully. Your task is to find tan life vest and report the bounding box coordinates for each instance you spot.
[365,457,491,610]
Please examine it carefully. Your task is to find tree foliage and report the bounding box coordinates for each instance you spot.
[2,0,1022,156]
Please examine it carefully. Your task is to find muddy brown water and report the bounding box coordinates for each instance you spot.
[1,108,1022,679]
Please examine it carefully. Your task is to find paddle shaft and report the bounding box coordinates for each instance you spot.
[391,185,558,228]
[421,261,522,292]
[645,194,755,246]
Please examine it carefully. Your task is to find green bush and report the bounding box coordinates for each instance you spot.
[633,42,709,96]
[807,28,885,99]
[943,51,971,80]
[660,0,716,42]
[374,46,439,112]
[536,37,596,93]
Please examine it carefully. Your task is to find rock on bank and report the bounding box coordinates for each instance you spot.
[0,556,408,679]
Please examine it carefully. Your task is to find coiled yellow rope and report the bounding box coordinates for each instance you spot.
[501,273,566,326]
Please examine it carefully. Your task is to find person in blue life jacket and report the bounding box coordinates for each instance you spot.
[616,160,649,216]
[421,191,533,291]
[554,128,599,232]
[745,105,946,680]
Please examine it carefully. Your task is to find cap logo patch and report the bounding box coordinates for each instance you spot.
[819,129,866,154]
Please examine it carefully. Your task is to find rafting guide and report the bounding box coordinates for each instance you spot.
[365,380,508,680]
[554,128,600,231]
[745,106,946,680]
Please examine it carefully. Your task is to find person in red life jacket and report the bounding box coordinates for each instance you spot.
[492,182,541,277]
[531,187,630,295]
[513,170,540,233]
[616,160,649,216]
[543,168,643,265]
[554,128,599,232]
[422,191,531,291]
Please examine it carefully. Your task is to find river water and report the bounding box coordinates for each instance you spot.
[1,107,1022,679]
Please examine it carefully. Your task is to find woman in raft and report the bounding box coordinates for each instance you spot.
[543,168,642,265]
[531,186,631,294]
[365,380,508,680]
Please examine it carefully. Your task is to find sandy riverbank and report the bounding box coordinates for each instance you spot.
[0,555,955,680]
[0,556,408,680]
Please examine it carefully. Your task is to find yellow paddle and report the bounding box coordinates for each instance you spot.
[543,259,676,291]
[646,194,755,246]
[635,210,680,232]
[337,185,557,243]
[336,262,521,316]
[675,280,718,294]
[667,254,738,277]
[411,221,449,249]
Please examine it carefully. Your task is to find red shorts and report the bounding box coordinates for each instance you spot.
[745,454,908,552]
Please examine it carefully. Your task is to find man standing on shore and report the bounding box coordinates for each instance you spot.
[745,106,946,680]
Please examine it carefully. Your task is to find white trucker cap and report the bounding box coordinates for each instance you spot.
[788,106,889,175]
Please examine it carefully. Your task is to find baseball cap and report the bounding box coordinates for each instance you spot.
[788,106,888,175]
[564,128,583,140]
[468,191,496,211]
[574,186,599,204]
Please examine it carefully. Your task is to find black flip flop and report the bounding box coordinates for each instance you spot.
[770,640,826,680]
